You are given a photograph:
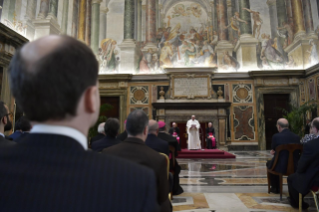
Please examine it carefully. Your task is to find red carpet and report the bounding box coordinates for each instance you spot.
[177,149,236,159]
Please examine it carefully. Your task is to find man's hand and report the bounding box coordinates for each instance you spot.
[270,150,275,155]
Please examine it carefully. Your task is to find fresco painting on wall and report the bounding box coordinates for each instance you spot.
[1,0,319,74]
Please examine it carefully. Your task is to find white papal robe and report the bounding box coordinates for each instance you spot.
[186,119,201,150]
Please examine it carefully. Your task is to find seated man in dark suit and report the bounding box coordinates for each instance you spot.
[266,118,300,194]
[117,120,127,141]
[145,120,169,156]
[0,35,159,212]
[0,101,15,146]
[103,110,172,212]
[287,118,319,210]
[90,122,105,146]
[9,116,31,141]
[169,122,180,137]
[158,121,184,195]
[92,118,121,152]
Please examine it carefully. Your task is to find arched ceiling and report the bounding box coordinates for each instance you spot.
[162,0,211,15]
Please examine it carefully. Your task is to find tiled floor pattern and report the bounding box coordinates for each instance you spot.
[173,151,317,212]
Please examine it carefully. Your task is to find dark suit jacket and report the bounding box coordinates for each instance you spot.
[91,135,121,152]
[8,131,23,141]
[169,127,180,136]
[117,130,127,141]
[267,129,300,173]
[102,137,171,212]
[206,127,215,136]
[0,135,14,147]
[158,131,181,154]
[0,134,159,212]
[288,137,319,195]
[90,133,105,145]
[145,134,169,156]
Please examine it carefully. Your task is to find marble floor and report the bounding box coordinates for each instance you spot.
[173,151,317,212]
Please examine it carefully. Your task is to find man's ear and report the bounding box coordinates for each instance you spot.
[143,126,148,136]
[84,86,99,113]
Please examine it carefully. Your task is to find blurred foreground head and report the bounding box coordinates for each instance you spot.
[8,35,100,134]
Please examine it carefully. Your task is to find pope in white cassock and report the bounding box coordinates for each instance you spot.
[186,115,201,150]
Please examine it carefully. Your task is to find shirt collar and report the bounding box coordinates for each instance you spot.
[0,133,4,138]
[30,124,88,150]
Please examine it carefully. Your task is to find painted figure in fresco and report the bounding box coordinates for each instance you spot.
[226,12,248,37]
[307,39,318,67]
[210,31,218,46]
[160,42,173,66]
[181,41,196,66]
[221,51,240,71]
[151,54,159,71]
[100,39,118,72]
[145,49,153,70]
[260,34,283,68]
[260,55,271,70]
[286,55,295,68]
[49,0,58,15]
[139,55,150,73]
[277,21,294,46]
[189,3,202,18]
[242,8,263,39]
[156,28,164,43]
[315,26,319,39]
[186,28,203,43]
[194,41,215,66]
[194,40,202,57]
[158,27,171,48]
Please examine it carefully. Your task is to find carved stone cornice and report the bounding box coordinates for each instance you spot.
[152,102,231,110]
[249,70,305,78]
[98,74,132,81]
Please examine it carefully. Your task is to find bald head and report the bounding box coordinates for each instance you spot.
[312,117,319,135]
[21,36,64,71]
[9,35,99,122]
[277,118,289,132]
[148,120,159,135]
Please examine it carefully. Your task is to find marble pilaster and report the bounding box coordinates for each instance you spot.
[24,0,37,40]
[238,0,252,36]
[61,0,69,33]
[136,0,142,41]
[141,5,146,41]
[38,0,49,19]
[46,0,58,20]
[210,0,218,32]
[85,0,92,45]
[8,0,16,22]
[234,0,258,70]
[99,7,108,43]
[266,0,278,39]
[33,18,61,39]
[226,0,235,42]
[143,0,157,51]
[291,0,306,40]
[216,0,228,41]
[302,0,315,37]
[91,0,102,54]
[77,0,86,41]
[119,0,137,73]
[285,0,293,20]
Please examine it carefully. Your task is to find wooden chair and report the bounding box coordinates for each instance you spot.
[267,144,303,200]
[299,188,319,212]
[159,153,172,201]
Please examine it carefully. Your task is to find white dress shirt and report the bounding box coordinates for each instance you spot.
[31,124,88,150]
[0,132,4,138]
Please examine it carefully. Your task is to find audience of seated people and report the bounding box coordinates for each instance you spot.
[92,118,121,152]
[266,118,300,194]
[102,110,172,212]
[90,122,105,146]
[117,119,127,141]
[0,101,15,146]
[287,117,319,210]
[9,116,31,141]
[145,120,169,156]
[158,121,184,195]
[0,35,159,212]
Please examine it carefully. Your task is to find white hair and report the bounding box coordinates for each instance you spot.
[97,122,105,134]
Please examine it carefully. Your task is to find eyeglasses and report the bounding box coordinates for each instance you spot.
[6,112,13,117]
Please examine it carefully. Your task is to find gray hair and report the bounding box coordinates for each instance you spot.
[97,122,105,133]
